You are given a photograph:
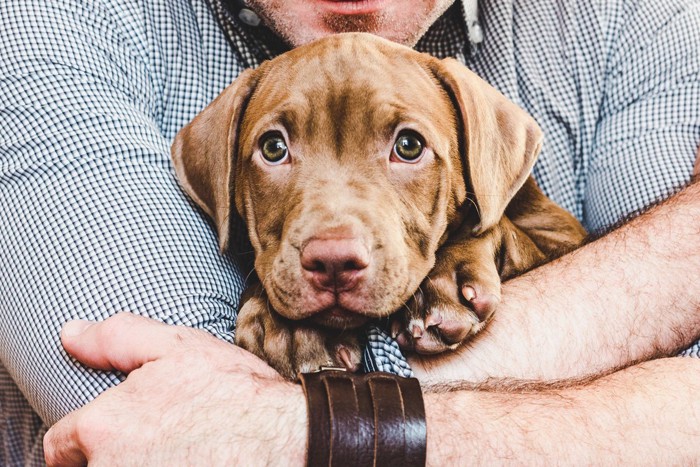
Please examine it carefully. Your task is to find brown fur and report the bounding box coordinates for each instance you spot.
[172,33,586,379]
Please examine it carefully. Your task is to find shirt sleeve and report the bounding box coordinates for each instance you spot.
[0,0,244,426]
[584,1,700,232]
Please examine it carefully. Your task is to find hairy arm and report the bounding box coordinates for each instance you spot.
[425,356,700,464]
[44,315,700,465]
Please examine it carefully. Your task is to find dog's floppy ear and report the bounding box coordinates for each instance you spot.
[433,58,543,235]
[171,68,259,252]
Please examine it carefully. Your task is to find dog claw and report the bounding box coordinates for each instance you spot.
[396,331,411,349]
[461,285,498,323]
[411,325,423,338]
[425,311,442,327]
[462,285,476,301]
[338,347,351,368]
[390,319,402,338]
[336,345,360,372]
[408,319,425,338]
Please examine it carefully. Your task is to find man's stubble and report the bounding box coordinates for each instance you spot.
[245,1,455,48]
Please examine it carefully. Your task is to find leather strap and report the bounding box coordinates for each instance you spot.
[299,370,426,467]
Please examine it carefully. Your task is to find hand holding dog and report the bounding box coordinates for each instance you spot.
[43,314,307,467]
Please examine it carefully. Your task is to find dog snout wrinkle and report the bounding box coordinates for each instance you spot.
[301,238,369,292]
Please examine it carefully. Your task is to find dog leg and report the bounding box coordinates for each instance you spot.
[504,177,587,269]
[396,218,581,355]
[395,229,502,354]
[395,177,587,355]
[394,216,555,354]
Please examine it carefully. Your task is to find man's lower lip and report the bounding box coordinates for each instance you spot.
[318,0,388,16]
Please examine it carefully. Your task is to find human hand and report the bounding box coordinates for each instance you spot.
[43,313,307,466]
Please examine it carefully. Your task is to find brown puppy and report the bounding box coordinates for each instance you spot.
[172,33,586,380]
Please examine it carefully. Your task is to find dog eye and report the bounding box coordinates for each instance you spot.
[259,132,289,164]
[392,131,424,163]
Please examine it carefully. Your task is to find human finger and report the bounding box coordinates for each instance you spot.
[43,410,88,467]
[60,313,188,373]
[694,145,700,176]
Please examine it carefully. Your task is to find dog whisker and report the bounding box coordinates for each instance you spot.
[264,299,274,316]
[242,267,258,286]
[412,284,424,307]
[235,250,256,256]
[463,191,482,219]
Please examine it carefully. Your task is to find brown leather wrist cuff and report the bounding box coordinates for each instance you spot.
[298,370,426,467]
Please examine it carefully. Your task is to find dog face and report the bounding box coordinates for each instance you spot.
[172,33,541,329]
[235,38,459,328]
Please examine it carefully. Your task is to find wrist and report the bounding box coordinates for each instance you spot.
[280,381,309,464]
[298,370,426,466]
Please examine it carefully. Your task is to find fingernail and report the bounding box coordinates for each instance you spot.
[61,320,93,337]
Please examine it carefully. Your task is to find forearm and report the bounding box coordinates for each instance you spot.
[412,180,700,382]
[44,316,700,465]
[424,357,700,464]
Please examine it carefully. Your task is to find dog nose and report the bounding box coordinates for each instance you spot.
[301,238,370,291]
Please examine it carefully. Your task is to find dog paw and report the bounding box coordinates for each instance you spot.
[331,338,363,372]
[235,293,363,379]
[292,327,363,374]
[393,275,499,355]
[235,295,296,379]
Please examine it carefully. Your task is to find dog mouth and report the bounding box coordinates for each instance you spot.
[310,305,371,329]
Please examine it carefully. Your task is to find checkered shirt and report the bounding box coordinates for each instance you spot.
[2,0,700,464]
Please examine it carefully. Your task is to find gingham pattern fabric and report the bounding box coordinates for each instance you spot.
[363,326,415,378]
[1,0,699,464]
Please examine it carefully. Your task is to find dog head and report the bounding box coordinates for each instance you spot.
[172,33,541,329]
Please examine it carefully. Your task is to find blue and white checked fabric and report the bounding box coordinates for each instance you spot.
[363,326,415,378]
[1,0,699,464]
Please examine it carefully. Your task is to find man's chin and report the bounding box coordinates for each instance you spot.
[274,20,423,49]
[322,13,382,34]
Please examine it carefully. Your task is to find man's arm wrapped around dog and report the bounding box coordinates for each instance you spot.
[0,0,246,452]
[43,313,700,465]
